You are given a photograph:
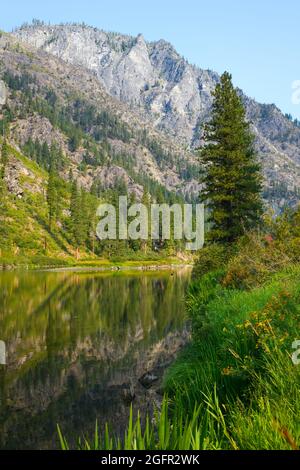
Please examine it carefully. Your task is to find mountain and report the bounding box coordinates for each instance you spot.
[0,20,299,215]
[13,22,300,211]
[0,29,198,198]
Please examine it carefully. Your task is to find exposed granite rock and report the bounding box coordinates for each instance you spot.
[4,157,43,197]
[1,31,201,202]
[13,24,218,145]
[13,116,68,149]
[0,79,7,107]
[75,164,144,199]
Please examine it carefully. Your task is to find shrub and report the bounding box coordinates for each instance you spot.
[192,244,234,279]
[222,232,292,289]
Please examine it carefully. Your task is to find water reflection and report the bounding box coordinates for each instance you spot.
[0,269,191,449]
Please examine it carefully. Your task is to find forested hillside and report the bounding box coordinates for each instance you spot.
[0,31,196,266]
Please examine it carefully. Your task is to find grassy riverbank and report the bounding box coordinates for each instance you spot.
[0,253,193,271]
[164,265,300,449]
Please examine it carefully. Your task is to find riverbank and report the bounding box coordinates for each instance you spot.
[42,263,192,273]
[162,227,300,450]
[0,254,194,272]
[62,263,300,450]
[163,264,300,449]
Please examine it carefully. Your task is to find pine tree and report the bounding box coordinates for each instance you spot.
[46,166,58,231]
[70,180,80,245]
[78,190,89,246]
[41,142,51,169]
[199,72,263,243]
[0,141,9,201]
[128,192,141,251]
[70,181,89,248]
[1,140,9,178]
[141,189,151,253]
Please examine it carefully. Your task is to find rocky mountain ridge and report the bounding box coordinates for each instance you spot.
[12,22,300,208]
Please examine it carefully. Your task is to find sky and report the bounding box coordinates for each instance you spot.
[1,0,300,119]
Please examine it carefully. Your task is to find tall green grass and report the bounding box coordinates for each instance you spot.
[57,399,227,450]
[163,264,300,449]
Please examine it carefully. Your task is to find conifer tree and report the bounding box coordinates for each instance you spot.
[199,72,263,243]
[0,141,9,201]
[78,190,89,246]
[1,140,9,178]
[128,192,141,251]
[70,180,80,246]
[141,189,151,252]
[46,166,58,231]
[70,182,90,249]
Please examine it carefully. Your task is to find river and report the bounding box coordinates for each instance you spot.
[0,268,191,449]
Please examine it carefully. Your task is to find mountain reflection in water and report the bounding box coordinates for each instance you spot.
[0,268,191,449]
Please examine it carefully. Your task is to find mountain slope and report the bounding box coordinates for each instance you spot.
[13,22,300,209]
[0,31,198,201]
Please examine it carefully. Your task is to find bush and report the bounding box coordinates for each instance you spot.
[222,232,292,289]
[192,244,234,279]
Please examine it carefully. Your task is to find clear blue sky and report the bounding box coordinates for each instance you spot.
[1,0,299,119]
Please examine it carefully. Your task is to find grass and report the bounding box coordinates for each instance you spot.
[57,398,226,450]
[163,264,300,449]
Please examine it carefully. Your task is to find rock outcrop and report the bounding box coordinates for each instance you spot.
[0,79,7,107]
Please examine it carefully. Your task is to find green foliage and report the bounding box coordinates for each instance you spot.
[1,140,9,175]
[199,72,263,243]
[22,139,66,171]
[163,211,300,449]
[220,209,300,289]
[0,140,9,203]
[164,266,300,449]
[46,168,56,229]
[46,166,65,230]
[192,243,233,279]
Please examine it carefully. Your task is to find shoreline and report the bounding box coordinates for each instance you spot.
[41,263,193,273]
[0,259,194,273]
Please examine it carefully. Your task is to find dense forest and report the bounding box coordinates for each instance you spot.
[0,69,198,267]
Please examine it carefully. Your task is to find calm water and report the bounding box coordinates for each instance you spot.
[0,268,191,449]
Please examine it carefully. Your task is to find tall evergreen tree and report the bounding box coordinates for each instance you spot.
[70,180,80,245]
[0,141,9,201]
[70,181,89,248]
[46,166,58,230]
[141,189,151,253]
[41,142,51,169]
[78,190,89,246]
[1,140,9,178]
[199,72,263,243]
